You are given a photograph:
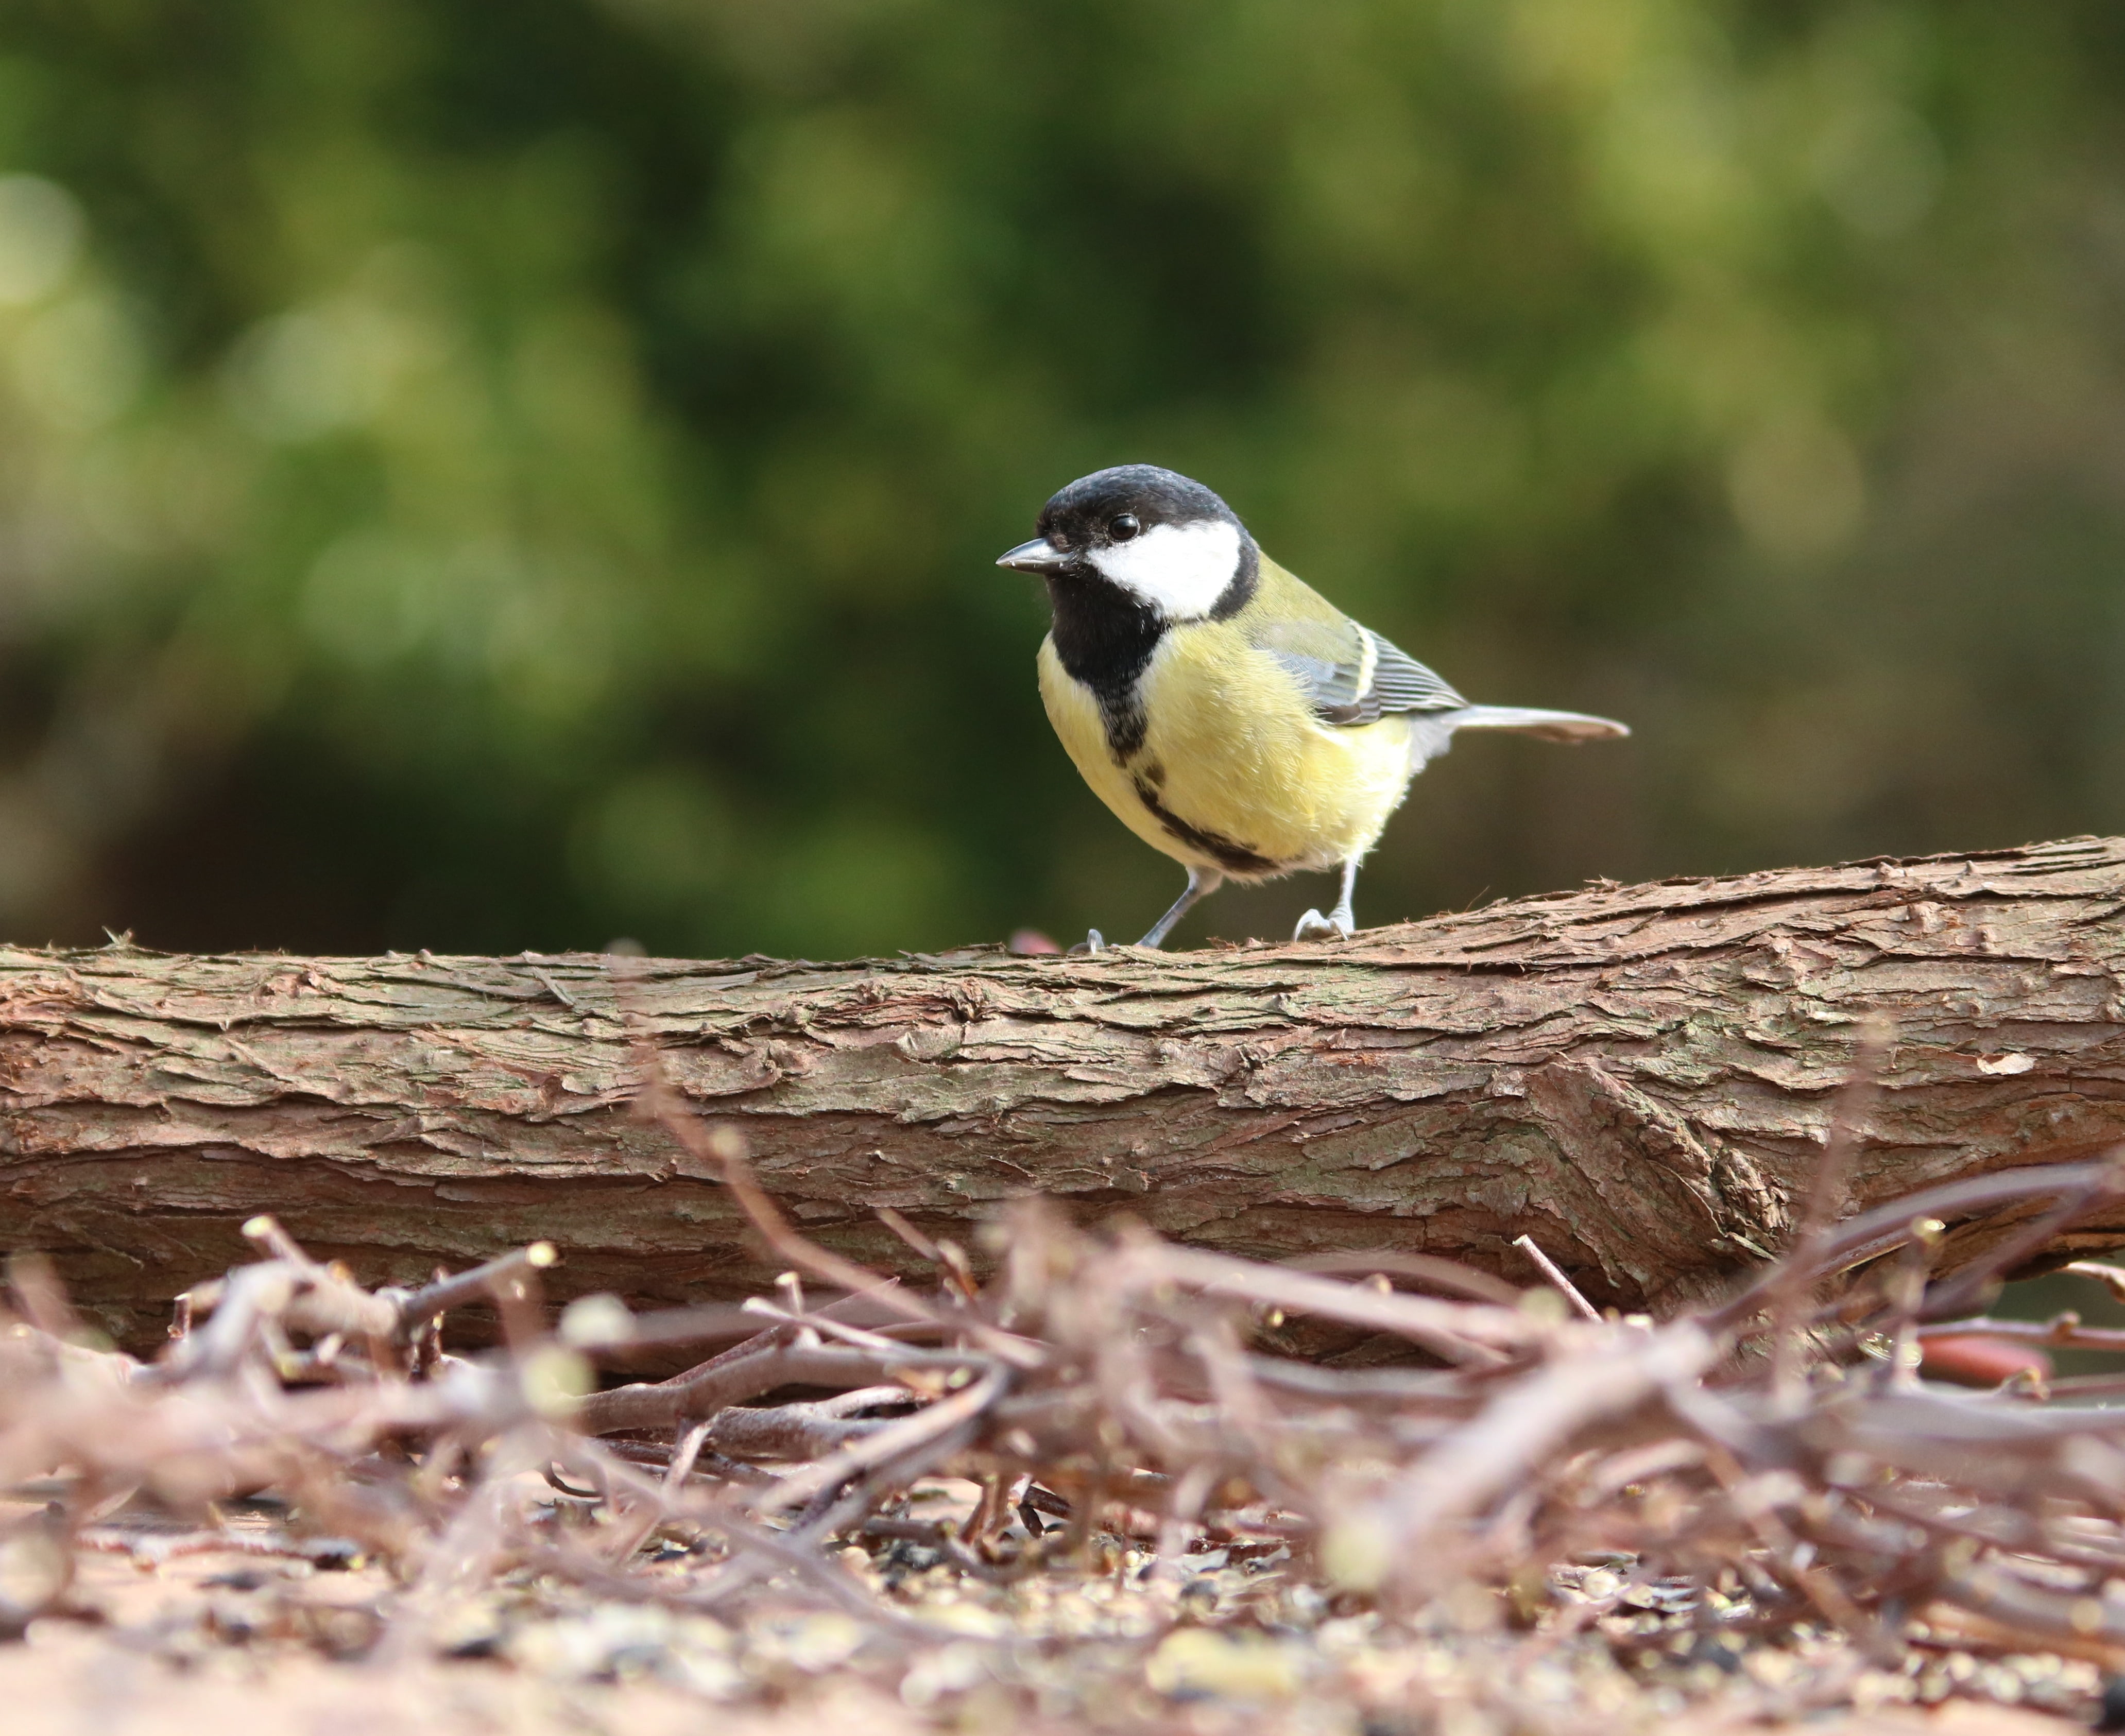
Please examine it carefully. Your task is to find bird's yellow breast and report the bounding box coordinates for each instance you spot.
[1037,623,1416,881]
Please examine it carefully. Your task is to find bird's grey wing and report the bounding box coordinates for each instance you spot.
[1360,630,1467,718]
[1254,617,1466,726]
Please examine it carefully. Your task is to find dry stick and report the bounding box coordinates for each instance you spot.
[607,1435,782,1486]
[2065,1260,2125,1305]
[1854,1483,2125,1603]
[750,1366,1009,1518]
[519,1536,908,1632]
[860,1516,1014,1583]
[633,1064,1043,1371]
[1918,1175,2125,1322]
[1920,1601,2125,1673]
[1118,1241,1532,1365]
[962,1472,1011,1551]
[392,1243,557,1343]
[1372,1321,1719,1589]
[1169,1311,1309,1522]
[666,1420,714,1488]
[705,1399,897,1462]
[598,954,955,1343]
[736,1297,962,1363]
[1286,1249,1526,1308]
[1512,1236,1602,1322]
[1821,1391,2125,1445]
[1914,1314,2125,1354]
[1151,1461,1220,1589]
[1240,1356,1473,1404]
[584,1343,868,1432]
[75,1190,960,1623]
[564,1301,768,1355]
[1842,1163,2124,1300]
[876,1206,944,1263]
[1702,1439,1900,1666]
[6,1252,88,1344]
[1129,1348,1254,1578]
[1939,1563,2125,1657]
[637,1428,994,1614]
[1074,1261,1209,1474]
[580,1314,809,1428]
[2034,1373,2125,1399]
[578,1285,945,1433]
[614,972,1041,1367]
[162,1261,305,1376]
[1767,1018,1893,1400]
[372,1424,552,1666]
[239,1213,329,1272]
[1877,1218,1944,1388]
[581,1339,974,1434]
[638,1062,920,1315]
[1707,1157,2125,1333]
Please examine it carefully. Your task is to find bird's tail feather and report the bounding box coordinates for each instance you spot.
[1404,706,1627,774]
[1444,706,1630,743]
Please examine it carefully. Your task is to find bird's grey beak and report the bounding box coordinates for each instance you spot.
[997,538,1069,575]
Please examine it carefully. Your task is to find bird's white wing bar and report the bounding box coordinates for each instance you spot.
[1259,618,1468,726]
[1361,630,1467,715]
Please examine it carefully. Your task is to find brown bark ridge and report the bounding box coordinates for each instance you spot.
[7,835,2125,1348]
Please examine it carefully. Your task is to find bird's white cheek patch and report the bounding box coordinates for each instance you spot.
[1089,521,1242,619]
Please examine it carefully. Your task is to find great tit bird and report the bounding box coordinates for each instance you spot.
[998,465,1628,950]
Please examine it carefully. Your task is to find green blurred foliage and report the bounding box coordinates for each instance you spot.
[0,0,2122,957]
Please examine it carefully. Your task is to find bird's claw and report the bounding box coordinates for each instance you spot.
[1068,929,1107,955]
[1293,909,1352,942]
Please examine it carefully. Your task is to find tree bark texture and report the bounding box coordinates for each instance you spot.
[8,835,2125,1350]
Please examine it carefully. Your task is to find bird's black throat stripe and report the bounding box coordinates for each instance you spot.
[1046,568,1162,760]
[1044,541,1260,763]
[1129,774,1278,876]
[1043,557,1278,873]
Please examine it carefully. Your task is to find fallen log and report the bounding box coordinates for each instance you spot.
[7,834,2125,1350]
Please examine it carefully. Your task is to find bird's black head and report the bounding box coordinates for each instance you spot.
[997,464,1258,624]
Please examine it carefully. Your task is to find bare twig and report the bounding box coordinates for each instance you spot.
[1511,1236,1602,1322]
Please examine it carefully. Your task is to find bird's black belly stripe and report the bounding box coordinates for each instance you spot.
[1130,776,1278,875]
[1102,698,1147,762]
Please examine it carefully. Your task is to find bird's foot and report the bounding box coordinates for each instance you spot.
[1068,929,1107,955]
[1293,908,1353,942]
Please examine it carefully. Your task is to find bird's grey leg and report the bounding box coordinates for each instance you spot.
[1137,865,1223,949]
[1294,859,1360,942]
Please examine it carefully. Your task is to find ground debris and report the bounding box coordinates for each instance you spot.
[5,1124,2125,1731]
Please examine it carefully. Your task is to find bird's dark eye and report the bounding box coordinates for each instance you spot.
[1110,514,1141,541]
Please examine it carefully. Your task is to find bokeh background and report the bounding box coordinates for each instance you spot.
[1,1,2122,959]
